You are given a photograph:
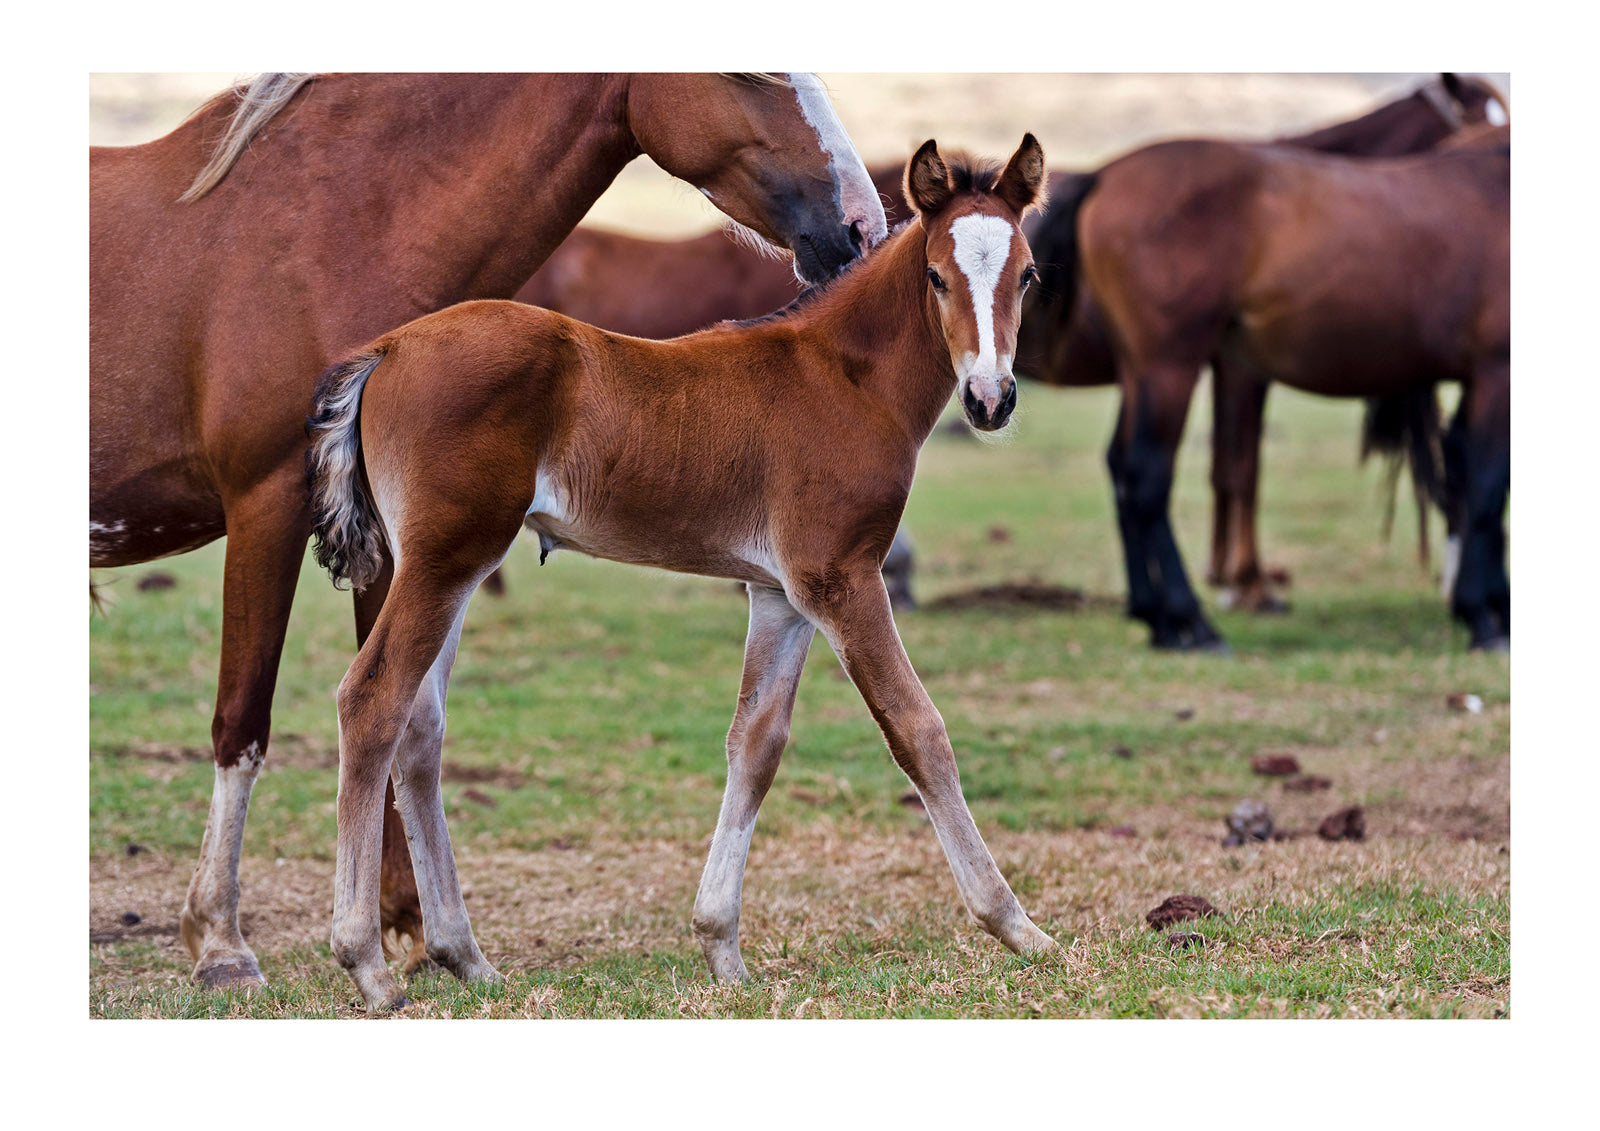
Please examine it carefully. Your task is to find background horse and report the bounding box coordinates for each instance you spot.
[304,138,1051,1012]
[1065,126,1509,650]
[1019,73,1508,624]
[90,71,887,990]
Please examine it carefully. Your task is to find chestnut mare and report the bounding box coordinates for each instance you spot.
[306,138,1052,1011]
[1019,74,1509,633]
[90,72,888,991]
[1047,123,1510,651]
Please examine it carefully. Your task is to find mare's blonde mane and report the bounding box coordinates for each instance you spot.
[179,72,316,202]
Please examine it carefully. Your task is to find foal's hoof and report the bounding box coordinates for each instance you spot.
[193,955,267,991]
[1471,635,1510,654]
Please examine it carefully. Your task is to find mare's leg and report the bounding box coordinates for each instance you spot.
[1107,401,1164,638]
[1109,366,1224,650]
[1208,367,1285,613]
[353,567,430,976]
[693,585,816,981]
[1449,369,1510,649]
[793,565,1054,956]
[179,472,306,989]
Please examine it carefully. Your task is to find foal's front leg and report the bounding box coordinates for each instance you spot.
[797,569,1054,957]
[693,585,815,981]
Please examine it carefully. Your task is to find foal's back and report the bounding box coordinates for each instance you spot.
[358,299,906,584]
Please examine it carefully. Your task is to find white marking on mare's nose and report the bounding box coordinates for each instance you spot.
[788,73,889,247]
[1486,97,1508,126]
[950,213,1016,381]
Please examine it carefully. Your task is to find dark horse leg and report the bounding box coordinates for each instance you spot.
[1207,362,1287,613]
[1448,367,1510,650]
[179,471,307,988]
[352,560,431,974]
[1108,365,1226,651]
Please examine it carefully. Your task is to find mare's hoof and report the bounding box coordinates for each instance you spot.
[1153,633,1231,656]
[193,957,266,991]
[1472,635,1510,654]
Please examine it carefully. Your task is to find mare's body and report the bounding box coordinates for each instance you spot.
[1079,127,1509,649]
[1017,74,1508,624]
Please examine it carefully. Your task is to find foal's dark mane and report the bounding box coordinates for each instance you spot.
[723,153,1001,330]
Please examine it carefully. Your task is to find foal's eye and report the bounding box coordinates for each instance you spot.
[1021,264,1039,288]
[927,268,947,293]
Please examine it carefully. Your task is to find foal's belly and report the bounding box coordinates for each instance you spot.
[523,468,783,589]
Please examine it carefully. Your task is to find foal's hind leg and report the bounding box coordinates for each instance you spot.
[180,473,306,990]
[354,569,430,976]
[693,585,815,981]
[388,605,501,986]
[330,566,491,1012]
[795,565,1054,957]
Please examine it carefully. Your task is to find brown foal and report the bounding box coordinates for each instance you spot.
[91,72,886,990]
[307,137,1053,1011]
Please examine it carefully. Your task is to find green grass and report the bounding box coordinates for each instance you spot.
[89,381,1509,1018]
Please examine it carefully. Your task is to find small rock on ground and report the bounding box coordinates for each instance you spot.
[1317,806,1366,841]
[1250,753,1301,777]
[1146,894,1220,930]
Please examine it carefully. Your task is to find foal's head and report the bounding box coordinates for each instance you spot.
[627,74,888,285]
[907,135,1047,431]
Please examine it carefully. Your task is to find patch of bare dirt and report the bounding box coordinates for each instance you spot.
[92,815,1509,989]
[924,583,1114,612]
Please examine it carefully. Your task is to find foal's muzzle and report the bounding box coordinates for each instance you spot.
[962,377,1018,432]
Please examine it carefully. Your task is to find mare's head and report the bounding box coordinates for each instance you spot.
[627,74,888,285]
[906,135,1047,431]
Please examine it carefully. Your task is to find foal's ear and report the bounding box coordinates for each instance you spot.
[906,139,953,217]
[995,133,1047,218]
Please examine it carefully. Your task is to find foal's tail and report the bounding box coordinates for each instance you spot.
[307,347,390,592]
[1361,385,1446,565]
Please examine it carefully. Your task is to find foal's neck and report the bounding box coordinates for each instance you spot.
[798,223,956,444]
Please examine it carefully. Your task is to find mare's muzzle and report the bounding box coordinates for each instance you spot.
[792,222,866,284]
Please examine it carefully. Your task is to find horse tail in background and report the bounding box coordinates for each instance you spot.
[1361,384,1445,566]
[1025,171,1098,332]
[306,347,389,591]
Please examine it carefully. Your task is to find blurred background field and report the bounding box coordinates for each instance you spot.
[89,73,1510,1018]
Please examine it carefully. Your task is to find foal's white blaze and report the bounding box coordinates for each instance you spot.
[788,73,889,247]
[949,213,1017,413]
[1486,98,1508,127]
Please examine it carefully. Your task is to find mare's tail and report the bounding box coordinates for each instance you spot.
[306,347,390,592]
[1024,171,1098,333]
[1360,385,1445,565]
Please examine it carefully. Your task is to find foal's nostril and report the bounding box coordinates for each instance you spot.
[1000,380,1018,417]
[962,384,989,427]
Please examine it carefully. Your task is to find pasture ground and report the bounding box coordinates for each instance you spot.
[90,385,1510,1018]
[90,72,1509,1018]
